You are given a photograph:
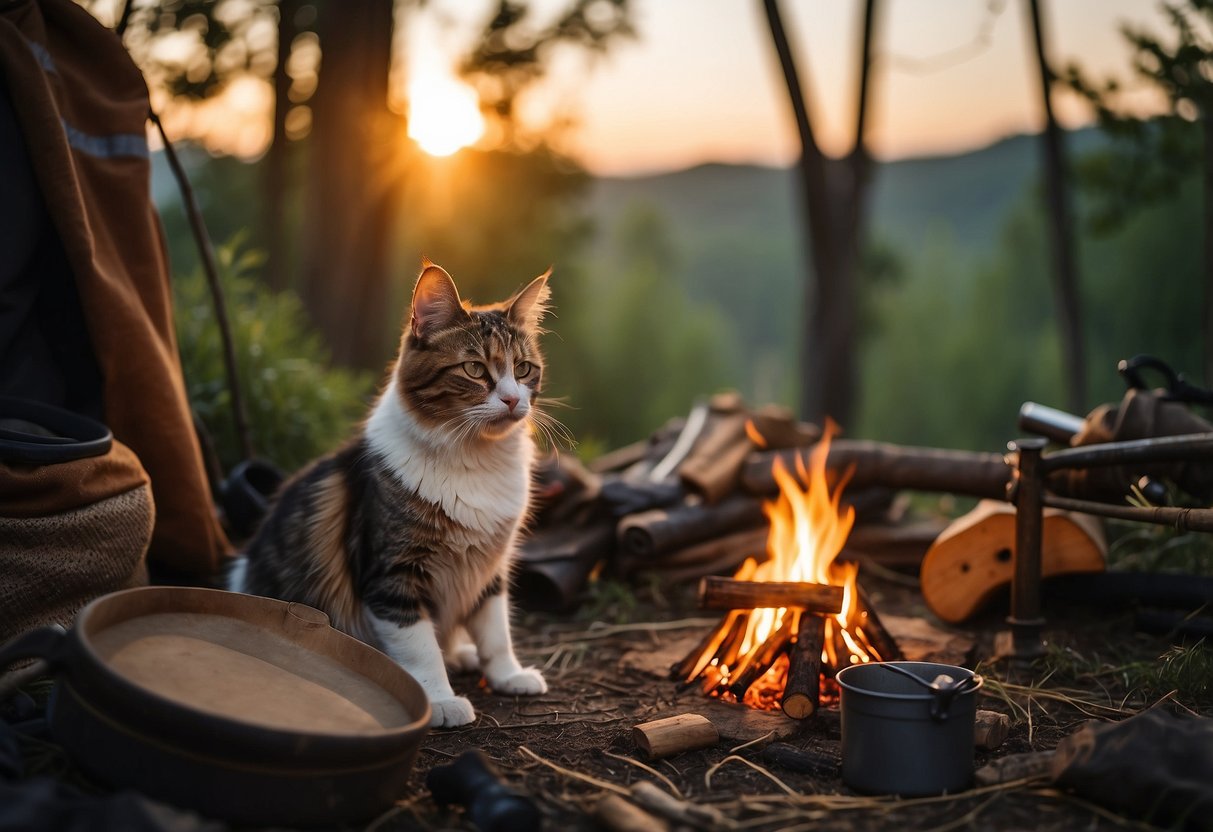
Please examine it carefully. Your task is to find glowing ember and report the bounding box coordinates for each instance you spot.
[677,421,898,712]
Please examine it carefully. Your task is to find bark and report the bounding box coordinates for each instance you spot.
[302,0,403,368]
[1027,0,1086,413]
[761,0,878,427]
[1204,113,1213,386]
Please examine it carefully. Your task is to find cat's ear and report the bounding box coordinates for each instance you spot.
[410,262,467,340]
[506,268,552,330]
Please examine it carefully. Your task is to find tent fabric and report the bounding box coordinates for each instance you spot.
[0,0,230,576]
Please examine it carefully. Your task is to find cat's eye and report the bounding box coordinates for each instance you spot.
[515,361,533,379]
[462,361,487,379]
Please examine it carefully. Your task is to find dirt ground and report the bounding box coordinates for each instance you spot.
[7,558,1205,831]
[380,568,1207,832]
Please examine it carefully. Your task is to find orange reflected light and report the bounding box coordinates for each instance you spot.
[407,72,485,157]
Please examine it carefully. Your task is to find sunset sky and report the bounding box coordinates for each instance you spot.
[409,0,1176,176]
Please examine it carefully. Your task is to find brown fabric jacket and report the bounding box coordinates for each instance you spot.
[0,0,230,575]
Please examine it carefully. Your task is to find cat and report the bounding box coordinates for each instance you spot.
[229,260,556,728]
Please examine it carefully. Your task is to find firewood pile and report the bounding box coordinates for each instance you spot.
[515,392,985,610]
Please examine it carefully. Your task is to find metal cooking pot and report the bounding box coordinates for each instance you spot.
[836,660,982,796]
[0,586,431,826]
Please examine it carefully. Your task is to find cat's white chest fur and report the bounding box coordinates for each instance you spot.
[365,380,532,533]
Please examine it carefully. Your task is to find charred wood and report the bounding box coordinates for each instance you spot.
[698,577,844,615]
[781,613,826,719]
[617,496,765,558]
[726,613,796,698]
[855,585,903,661]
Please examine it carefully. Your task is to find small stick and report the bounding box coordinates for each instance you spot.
[671,611,738,682]
[760,742,838,778]
[629,781,736,830]
[594,794,670,832]
[717,613,750,671]
[727,613,796,698]
[975,710,1011,750]
[854,585,903,661]
[632,714,719,759]
[781,613,826,719]
[698,577,844,614]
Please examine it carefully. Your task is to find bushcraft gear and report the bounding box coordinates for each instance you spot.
[0,399,150,641]
[0,0,230,602]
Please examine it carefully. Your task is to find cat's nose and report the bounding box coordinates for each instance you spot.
[501,393,520,412]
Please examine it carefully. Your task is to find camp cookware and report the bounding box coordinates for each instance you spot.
[0,586,430,826]
[835,660,982,796]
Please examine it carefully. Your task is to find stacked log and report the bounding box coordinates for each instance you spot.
[516,393,1007,610]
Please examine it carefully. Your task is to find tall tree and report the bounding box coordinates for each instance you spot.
[1066,0,1213,385]
[115,0,634,370]
[264,0,303,292]
[299,0,400,366]
[761,0,880,427]
[1026,0,1086,413]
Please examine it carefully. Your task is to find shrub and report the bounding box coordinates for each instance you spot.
[173,238,375,476]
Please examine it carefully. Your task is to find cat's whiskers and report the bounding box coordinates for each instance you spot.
[528,406,575,451]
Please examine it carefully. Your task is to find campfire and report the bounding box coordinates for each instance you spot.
[672,423,901,718]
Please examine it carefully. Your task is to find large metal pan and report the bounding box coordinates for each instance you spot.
[0,586,431,826]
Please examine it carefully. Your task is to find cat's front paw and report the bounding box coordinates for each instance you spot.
[428,695,476,728]
[489,667,548,696]
[445,641,481,674]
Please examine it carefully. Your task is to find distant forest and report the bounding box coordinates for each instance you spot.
[158,126,1204,466]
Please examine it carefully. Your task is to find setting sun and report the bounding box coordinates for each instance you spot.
[407,73,485,157]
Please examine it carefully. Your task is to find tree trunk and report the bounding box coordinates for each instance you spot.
[1203,113,1213,386]
[301,0,402,368]
[1027,0,1086,413]
[761,0,878,428]
[263,0,301,292]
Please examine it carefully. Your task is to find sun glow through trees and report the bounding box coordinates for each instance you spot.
[407,72,485,157]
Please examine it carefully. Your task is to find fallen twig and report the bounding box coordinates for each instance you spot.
[603,750,683,798]
[518,745,628,796]
[705,754,798,797]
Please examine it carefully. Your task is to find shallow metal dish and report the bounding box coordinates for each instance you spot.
[0,586,431,826]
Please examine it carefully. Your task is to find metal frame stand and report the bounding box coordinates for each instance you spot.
[996,431,1213,667]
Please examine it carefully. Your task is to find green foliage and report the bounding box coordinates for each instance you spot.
[1041,639,1213,709]
[551,204,743,448]
[1107,521,1213,576]
[1064,0,1213,234]
[173,237,375,475]
[462,0,635,142]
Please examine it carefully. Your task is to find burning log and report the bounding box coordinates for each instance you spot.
[697,576,843,615]
[726,612,797,698]
[854,586,903,662]
[671,609,744,683]
[632,714,719,759]
[781,613,826,719]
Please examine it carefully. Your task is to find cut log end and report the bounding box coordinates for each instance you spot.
[780,691,818,720]
[632,713,719,759]
[975,709,1011,750]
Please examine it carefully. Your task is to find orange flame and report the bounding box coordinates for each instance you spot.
[702,420,883,709]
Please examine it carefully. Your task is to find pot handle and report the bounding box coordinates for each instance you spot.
[0,625,68,680]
